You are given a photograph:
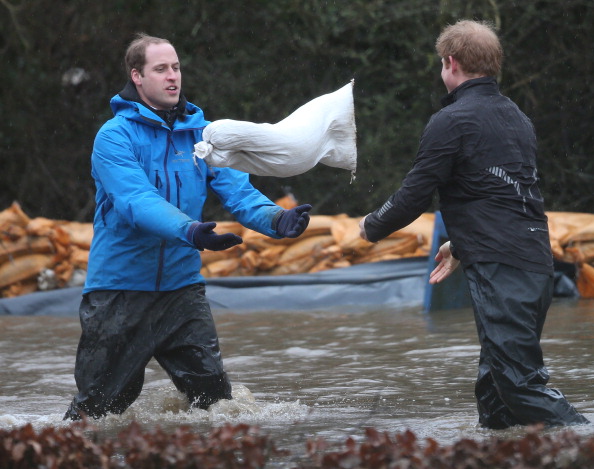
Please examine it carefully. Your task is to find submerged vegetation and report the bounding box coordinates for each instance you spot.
[2,420,594,468]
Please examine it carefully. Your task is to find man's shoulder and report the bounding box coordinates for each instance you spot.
[426,104,459,131]
[94,113,144,147]
[98,113,134,133]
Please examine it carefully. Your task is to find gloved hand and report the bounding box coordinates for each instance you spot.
[187,222,243,251]
[274,204,312,238]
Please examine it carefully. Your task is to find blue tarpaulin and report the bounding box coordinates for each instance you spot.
[0,257,428,316]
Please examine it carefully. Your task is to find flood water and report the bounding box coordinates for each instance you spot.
[1,297,594,466]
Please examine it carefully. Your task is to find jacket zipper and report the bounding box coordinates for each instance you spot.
[155,133,173,291]
[154,128,200,290]
[175,171,182,209]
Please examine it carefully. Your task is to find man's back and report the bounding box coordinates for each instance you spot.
[434,78,553,274]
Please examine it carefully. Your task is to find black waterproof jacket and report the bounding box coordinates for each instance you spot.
[364,77,553,275]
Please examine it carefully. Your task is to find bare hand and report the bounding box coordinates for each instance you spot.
[429,241,460,284]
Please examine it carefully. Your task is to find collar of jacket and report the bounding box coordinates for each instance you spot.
[112,80,191,128]
[440,76,498,107]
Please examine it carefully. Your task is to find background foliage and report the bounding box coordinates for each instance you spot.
[1,0,593,222]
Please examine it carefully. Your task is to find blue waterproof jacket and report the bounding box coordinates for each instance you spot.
[84,94,282,293]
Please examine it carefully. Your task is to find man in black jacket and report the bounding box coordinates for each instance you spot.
[359,19,589,429]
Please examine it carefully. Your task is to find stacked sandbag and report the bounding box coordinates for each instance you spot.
[2,201,594,300]
[0,202,433,298]
[0,202,91,298]
[199,212,434,279]
[547,211,594,298]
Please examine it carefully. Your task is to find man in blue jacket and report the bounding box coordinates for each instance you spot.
[359,20,589,429]
[64,33,311,420]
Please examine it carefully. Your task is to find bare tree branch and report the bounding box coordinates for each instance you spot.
[0,0,30,51]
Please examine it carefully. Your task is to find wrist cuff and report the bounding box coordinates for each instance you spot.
[450,242,459,260]
[271,209,284,232]
[186,222,203,250]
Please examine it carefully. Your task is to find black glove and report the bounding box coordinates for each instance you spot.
[273,204,312,238]
[187,222,243,251]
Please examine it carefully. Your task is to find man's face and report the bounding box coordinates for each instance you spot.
[131,43,181,110]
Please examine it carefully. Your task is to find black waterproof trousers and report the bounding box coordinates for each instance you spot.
[64,283,231,420]
[465,262,589,429]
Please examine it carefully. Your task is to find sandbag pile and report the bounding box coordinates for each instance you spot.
[199,211,433,279]
[0,201,431,299]
[2,201,594,299]
[547,212,594,298]
[0,202,92,298]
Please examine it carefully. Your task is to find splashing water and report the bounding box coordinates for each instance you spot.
[1,302,594,455]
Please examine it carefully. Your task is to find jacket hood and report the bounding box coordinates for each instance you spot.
[109,81,207,129]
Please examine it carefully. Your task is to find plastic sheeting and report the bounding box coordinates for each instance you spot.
[193,81,357,178]
[0,258,427,316]
[206,257,426,312]
[0,256,577,316]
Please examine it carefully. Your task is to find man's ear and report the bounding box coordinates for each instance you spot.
[131,68,142,86]
[449,56,459,73]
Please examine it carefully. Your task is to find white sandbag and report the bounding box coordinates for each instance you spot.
[193,81,357,178]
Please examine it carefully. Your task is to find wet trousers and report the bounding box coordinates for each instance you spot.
[64,283,231,420]
[465,262,589,429]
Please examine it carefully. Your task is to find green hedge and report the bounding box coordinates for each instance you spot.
[1,0,592,221]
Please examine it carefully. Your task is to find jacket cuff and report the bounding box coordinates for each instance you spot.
[186,222,203,250]
[363,215,385,243]
[450,242,459,260]
[271,209,285,233]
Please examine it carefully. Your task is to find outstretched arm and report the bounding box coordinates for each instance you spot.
[429,241,460,284]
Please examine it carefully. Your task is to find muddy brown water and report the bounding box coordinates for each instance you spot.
[1,298,593,466]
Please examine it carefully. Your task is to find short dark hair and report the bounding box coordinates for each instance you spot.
[124,33,171,78]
